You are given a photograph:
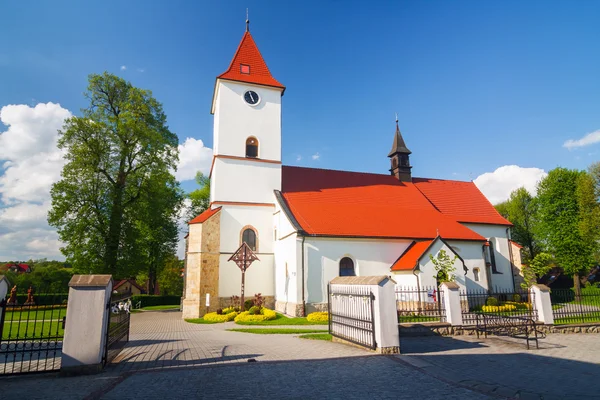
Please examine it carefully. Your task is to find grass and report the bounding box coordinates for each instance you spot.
[235,312,328,326]
[227,328,328,334]
[141,305,180,311]
[398,315,441,323]
[185,318,220,324]
[4,307,67,321]
[554,313,600,325]
[2,321,64,340]
[299,333,332,341]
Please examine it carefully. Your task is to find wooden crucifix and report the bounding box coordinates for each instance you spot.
[228,242,259,311]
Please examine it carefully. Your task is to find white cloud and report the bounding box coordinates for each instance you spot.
[473,165,547,205]
[0,103,71,260]
[175,137,213,181]
[296,155,302,161]
[137,68,145,73]
[312,152,320,160]
[563,129,600,150]
[120,65,127,71]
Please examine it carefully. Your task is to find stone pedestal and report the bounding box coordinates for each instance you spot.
[60,275,113,376]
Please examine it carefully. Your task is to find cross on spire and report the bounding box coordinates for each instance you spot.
[246,8,250,32]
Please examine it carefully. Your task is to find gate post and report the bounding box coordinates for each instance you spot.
[531,284,554,325]
[440,282,463,326]
[60,275,113,376]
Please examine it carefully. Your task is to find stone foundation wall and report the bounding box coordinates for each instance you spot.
[219,295,275,310]
[305,302,328,314]
[398,322,600,337]
[275,301,304,316]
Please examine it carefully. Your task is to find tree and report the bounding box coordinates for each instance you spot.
[535,168,600,297]
[429,249,457,283]
[495,187,541,262]
[158,255,184,296]
[186,172,210,221]
[520,252,553,289]
[48,72,180,277]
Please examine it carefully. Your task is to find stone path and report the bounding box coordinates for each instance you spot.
[399,333,600,399]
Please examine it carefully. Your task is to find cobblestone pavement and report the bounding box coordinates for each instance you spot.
[0,311,493,399]
[399,333,600,399]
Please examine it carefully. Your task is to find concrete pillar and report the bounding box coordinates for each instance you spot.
[531,284,554,325]
[372,278,401,353]
[440,282,463,326]
[61,275,113,375]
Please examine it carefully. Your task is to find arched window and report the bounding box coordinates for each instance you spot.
[242,228,257,251]
[488,240,498,273]
[339,257,355,277]
[473,268,480,282]
[246,137,258,158]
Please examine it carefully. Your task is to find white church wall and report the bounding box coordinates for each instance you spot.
[219,205,275,254]
[274,233,299,304]
[303,237,412,304]
[218,254,275,298]
[213,80,282,161]
[417,239,467,291]
[211,158,281,204]
[391,271,419,287]
[462,224,514,291]
[446,240,490,292]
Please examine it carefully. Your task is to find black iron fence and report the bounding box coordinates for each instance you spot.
[0,289,68,375]
[103,295,131,365]
[395,286,445,323]
[328,284,376,350]
[460,288,536,325]
[551,287,600,325]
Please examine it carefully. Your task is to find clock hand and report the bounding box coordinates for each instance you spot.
[251,93,255,102]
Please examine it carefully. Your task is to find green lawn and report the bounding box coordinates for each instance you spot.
[235,313,328,326]
[299,333,332,341]
[141,305,180,311]
[185,318,220,324]
[2,321,64,340]
[554,313,600,325]
[398,315,441,323]
[4,307,67,321]
[227,328,328,334]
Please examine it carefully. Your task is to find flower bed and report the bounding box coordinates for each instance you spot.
[203,311,238,323]
[306,311,329,322]
[234,308,277,323]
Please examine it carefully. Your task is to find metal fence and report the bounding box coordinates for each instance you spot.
[103,295,131,365]
[460,288,536,326]
[395,286,445,323]
[0,290,68,376]
[328,284,376,350]
[551,287,600,325]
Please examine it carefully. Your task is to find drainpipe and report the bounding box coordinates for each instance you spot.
[506,227,516,291]
[412,266,422,312]
[301,235,306,317]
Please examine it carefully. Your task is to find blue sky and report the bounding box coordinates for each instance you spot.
[1,1,599,260]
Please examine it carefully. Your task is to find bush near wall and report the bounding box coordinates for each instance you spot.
[234,308,277,323]
[5,294,68,306]
[131,295,180,308]
[307,312,329,322]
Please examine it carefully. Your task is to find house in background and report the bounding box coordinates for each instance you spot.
[113,279,145,296]
[1,263,31,274]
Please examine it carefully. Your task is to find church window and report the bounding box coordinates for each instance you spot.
[473,268,480,282]
[242,228,257,251]
[339,257,355,277]
[246,137,258,158]
[488,240,499,273]
[240,64,250,74]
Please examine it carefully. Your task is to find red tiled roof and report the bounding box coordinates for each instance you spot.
[280,167,486,241]
[189,207,221,225]
[113,279,145,292]
[217,32,284,89]
[412,178,512,226]
[510,240,523,249]
[391,240,434,271]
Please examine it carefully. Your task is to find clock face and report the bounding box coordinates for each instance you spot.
[244,90,260,105]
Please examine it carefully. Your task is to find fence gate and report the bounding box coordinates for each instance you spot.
[0,290,68,376]
[327,284,376,350]
[103,294,131,366]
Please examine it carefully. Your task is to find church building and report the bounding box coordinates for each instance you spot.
[182,24,515,319]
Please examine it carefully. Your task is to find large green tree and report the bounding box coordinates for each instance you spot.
[48,72,181,277]
[495,187,541,262]
[186,171,210,221]
[535,168,600,296]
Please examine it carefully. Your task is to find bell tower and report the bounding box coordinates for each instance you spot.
[388,117,412,182]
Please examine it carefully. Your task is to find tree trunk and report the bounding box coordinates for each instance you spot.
[573,272,582,301]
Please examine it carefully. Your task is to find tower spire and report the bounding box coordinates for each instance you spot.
[246,8,250,32]
[388,115,412,182]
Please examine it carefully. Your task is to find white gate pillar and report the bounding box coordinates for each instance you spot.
[440,282,463,326]
[531,284,554,325]
[61,275,113,375]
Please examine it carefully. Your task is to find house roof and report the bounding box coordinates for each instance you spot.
[510,240,523,249]
[388,120,411,156]
[412,178,511,226]
[189,207,221,225]
[391,240,434,271]
[279,166,487,241]
[217,31,284,90]
[1,263,30,272]
[113,279,144,292]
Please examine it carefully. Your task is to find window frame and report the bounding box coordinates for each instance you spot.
[339,256,356,277]
[240,225,258,252]
[245,136,259,158]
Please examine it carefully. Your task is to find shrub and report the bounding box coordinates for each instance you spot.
[222,307,237,314]
[253,293,264,308]
[216,308,223,315]
[512,294,522,302]
[131,295,180,308]
[203,311,238,323]
[485,297,499,307]
[307,312,329,322]
[230,295,240,308]
[7,293,68,306]
[248,306,260,315]
[482,304,517,313]
[234,308,277,323]
[505,301,532,310]
[244,299,254,311]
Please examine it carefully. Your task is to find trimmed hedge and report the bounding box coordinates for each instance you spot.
[204,311,238,323]
[5,293,68,306]
[234,308,277,323]
[307,312,329,322]
[131,295,180,308]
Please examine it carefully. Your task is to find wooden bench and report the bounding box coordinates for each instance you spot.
[475,313,546,349]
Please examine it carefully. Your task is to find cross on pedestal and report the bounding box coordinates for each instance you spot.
[228,242,259,311]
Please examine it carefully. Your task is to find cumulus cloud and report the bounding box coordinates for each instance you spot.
[296,155,302,161]
[563,129,600,150]
[473,165,547,205]
[175,137,213,181]
[0,103,71,260]
[312,152,320,160]
[120,65,127,71]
